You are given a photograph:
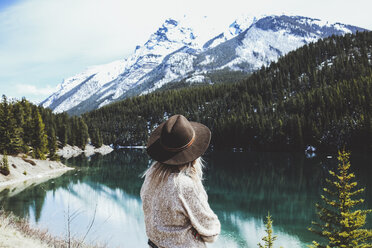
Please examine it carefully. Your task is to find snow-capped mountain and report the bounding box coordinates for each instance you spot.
[41,15,368,115]
[42,18,200,113]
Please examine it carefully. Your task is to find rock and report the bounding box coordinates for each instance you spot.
[57,144,114,159]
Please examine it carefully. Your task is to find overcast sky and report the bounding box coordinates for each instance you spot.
[0,0,371,103]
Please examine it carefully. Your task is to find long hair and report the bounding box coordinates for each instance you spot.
[142,157,204,187]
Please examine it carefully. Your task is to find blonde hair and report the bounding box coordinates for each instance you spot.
[142,157,204,187]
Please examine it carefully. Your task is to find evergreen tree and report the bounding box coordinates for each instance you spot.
[308,150,372,248]
[0,95,93,156]
[12,101,25,142]
[31,108,48,159]
[76,118,89,149]
[90,127,103,148]
[69,117,78,146]
[59,124,68,147]
[0,152,10,176]
[365,116,372,152]
[258,213,283,248]
[55,112,69,146]
[47,127,59,161]
[20,99,33,150]
[0,95,23,154]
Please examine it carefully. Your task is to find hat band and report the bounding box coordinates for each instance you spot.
[160,131,196,152]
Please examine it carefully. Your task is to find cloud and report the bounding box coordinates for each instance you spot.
[0,0,158,72]
[0,0,371,103]
[16,84,56,96]
[0,0,245,103]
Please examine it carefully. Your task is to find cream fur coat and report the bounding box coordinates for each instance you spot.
[140,172,221,248]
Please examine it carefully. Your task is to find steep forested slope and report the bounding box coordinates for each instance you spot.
[83,32,372,152]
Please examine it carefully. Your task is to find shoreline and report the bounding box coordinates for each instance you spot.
[0,146,111,247]
[57,144,113,159]
[0,143,114,191]
[0,167,73,190]
[0,210,104,248]
[0,155,73,192]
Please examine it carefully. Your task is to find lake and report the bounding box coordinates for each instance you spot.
[0,149,371,248]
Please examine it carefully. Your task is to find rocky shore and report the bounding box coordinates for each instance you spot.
[0,144,113,190]
[0,144,114,247]
[57,144,113,159]
[0,154,73,190]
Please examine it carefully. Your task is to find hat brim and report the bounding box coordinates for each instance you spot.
[146,121,211,165]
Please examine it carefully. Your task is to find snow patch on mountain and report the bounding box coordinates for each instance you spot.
[43,17,203,112]
[41,14,368,115]
[41,60,126,113]
[141,50,197,95]
[142,18,198,54]
[228,25,318,70]
[333,23,353,33]
[186,75,205,83]
[98,99,112,108]
[200,55,215,66]
[203,14,263,49]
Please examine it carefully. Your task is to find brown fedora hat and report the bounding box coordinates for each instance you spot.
[146,115,211,165]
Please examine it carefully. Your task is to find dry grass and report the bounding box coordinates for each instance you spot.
[0,210,107,248]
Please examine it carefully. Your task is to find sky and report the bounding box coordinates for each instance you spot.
[0,0,371,103]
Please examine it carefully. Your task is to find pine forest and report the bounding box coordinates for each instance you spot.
[0,96,92,159]
[83,31,372,152]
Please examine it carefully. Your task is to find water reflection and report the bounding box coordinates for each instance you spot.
[0,150,371,248]
[213,213,303,248]
[32,182,147,247]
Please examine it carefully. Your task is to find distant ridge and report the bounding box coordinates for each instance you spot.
[41,14,368,115]
[82,31,372,152]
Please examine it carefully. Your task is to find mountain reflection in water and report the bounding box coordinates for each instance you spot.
[0,150,371,248]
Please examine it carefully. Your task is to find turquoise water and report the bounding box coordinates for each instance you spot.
[0,150,371,248]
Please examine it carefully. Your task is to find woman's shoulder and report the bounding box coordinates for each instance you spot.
[176,172,195,186]
[175,173,204,196]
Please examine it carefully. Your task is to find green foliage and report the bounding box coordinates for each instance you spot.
[31,108,48,159]
[76,118,89,149]
[258,213,282,248]
[308,150,372,248]
[156,69,250,92]
[0,96,94,158]
[47,127,59,161]
[83,31,372,152]
[20,98,33,153]
[90,127,103,148]
[0,152,10,176]
[0,95,24,154]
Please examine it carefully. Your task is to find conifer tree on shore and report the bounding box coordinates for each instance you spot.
[90,127,103,148]
[0,95,23,154]
[0,152,10,176]
[77,118,89,149]
[308,150,372,247]
[30,108,48,159]
[47,127,59,161]
[20,98,33,153]
[258,213,284,248]
[82,31,372,151]
[0,96,94,160]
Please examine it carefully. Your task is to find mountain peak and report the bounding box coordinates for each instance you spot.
[203,14,263,49]
[164,18,178,27]
[42,14,368,115]
[142,17,197,52]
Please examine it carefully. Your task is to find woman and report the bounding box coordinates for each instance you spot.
[141,114,221,248]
